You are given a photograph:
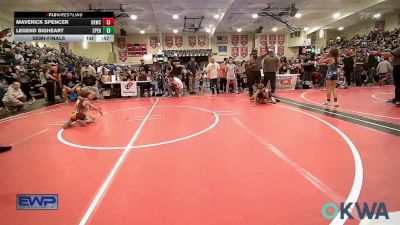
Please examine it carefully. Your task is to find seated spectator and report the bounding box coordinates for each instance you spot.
[14,49,24,65]
[81,70,99,99]
[376,56,393,85]
[167,74,183,97]
[2,82,26,112]
[17,70,35,104]
[337,70,348,89]
[62,72,81,102]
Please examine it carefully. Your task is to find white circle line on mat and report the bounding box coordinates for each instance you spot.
[57,105,219,150]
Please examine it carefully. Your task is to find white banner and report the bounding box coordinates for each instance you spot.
[120,81,137,96]
[276,74,299,90]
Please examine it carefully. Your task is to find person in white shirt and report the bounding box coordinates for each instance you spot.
[2,82,26,111]
[225,57,239,94]
[206,57,220,94]
[167,75,183,97]
[376,56,393,85]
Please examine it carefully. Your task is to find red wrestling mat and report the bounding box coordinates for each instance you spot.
[0,96,399,225]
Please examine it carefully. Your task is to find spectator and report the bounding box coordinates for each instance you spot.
[171,56,183,79]
[137,67,152,97]
[43,67,57,104]
[139,59,150,74]
[187,56,200,94]
[206,57,220,94]
[80,63,96,79]
[366,54,378,83]
[390,47,400,106]
[2,82,26,111]
[225,57,239,94]
[376,56,393,85]
[343,50,355,85]
[81,70,99,99]
[62,72,81,102]
[219,58,227,93]
[17,70,35,104]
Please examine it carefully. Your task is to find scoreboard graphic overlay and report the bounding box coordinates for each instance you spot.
[14,12,114,42]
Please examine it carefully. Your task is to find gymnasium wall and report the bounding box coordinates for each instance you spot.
[340,11,399,38]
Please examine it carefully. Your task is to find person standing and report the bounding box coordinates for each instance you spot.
[343,50,354,86]
[318,48,340,107]
[246,50,266,97]
[225,57,239,94]
[171,56,183,80]
[187,57,200,94]
[262,50,280,94]
[390,46,400,106]
[219,58,227,93]
[207,57,220,94]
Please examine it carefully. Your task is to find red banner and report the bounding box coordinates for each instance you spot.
[198,35,206,47]
[240,35,248,46]
[277,45,284,56]
[149,37,158,49]
[175,36,183,48]
[188,36,196,47]
[260,47,267,56]
[269,34,276,45]
[118,50,127,62]
[240,47,248,57]
[232,47,239,57]
[165,36,173,48]
[260,35,268,47]
[127,44,147,57]
[375,20,385,31]
[231,34,239,46]
[278,34,285,45]
[117,36,126,49]
[268,45,275,53]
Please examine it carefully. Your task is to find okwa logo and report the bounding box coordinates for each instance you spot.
[322,202,389,220]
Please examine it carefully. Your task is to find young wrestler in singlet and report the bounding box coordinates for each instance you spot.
[63,89,102,129]
[252,83,277,106]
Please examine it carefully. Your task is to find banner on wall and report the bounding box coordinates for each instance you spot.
[117,37,126,49]
[231,34,239,46]
[127,44,147,57]
[268,45,275,53]
[240,35,248,46]
[118,50,127,62]
[198,35,206,47]
[269,34,276,45]
[149,37,158,49]
[278,34,285,45]
[232,47,239,57]
[188,36,196,47]
[175,36,183,48]
[375,20,385,31]
[121,81,138,97]
[165,36,173,48]
[260,46,267,56]
[277,45,284,56]
[240,47,248,57]
[260,35,268,46]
